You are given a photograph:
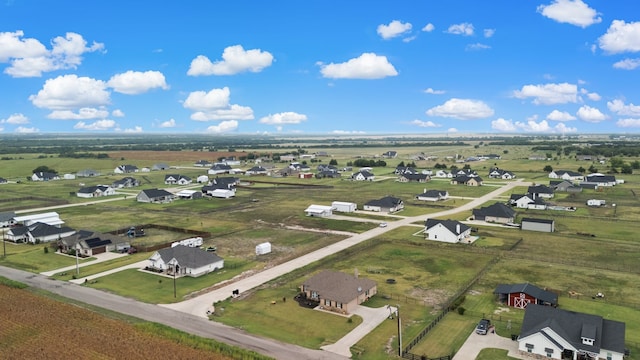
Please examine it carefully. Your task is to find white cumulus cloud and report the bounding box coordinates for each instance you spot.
[426,98,494,119]
[159,118,176,128]
[607,99,640,117]
[546,110,576,121]
[73,119,116,130]
[513,82,578,105]
[206,120,238,133]
[576,105,607,122]
[613,58,640,70]
[187,45,273,76]
[422,23,435,32]
[491,118,517,132]
[112,109,125,117]
[331,130,366,135]
[123,126,143,133]
[107,70,169,95]
[616,118,640,128]
[29,74,109,110]
[190,104,254,121]
[377,20,412,39]
[466,43,491,51]
[410,120,440,128]
[598,20,640,54]
[183,87,231,111]
[47,107,109,120]
[424,88,445,95]
[1,113,29,124]
[0,31,103,77]
[537,0,601,28]
[484,29,496,38]
[259,112,307,125]
[318,53,398,79]
[446,23,474,36]
[15,126,39,133]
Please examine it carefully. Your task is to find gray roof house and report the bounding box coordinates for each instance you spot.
[300,270,377,315]
[0,211,16,228]
[152,163,170,171]
[148,245,224,277]
[518,304,625,360]
[8,222,75,244]
[363,196,404,213]
[472,203,516,224]
[112,177,140,188]
[416,190,448,202]
[114,165,138,174]
[136,188,175,203]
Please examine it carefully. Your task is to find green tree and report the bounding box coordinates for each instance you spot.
[329,159,338,166]
[588,165,598,173]
[32,165,57,174]
[621,164,633,174]
[543,165,553,172]
[577,166,586,173]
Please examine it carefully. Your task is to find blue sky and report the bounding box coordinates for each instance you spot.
[1,0,639,135]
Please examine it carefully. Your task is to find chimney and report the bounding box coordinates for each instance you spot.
[456,224,460,234]
[354,268,359,278]
[424,188,427,193]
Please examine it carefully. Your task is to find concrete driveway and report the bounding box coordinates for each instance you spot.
[453,331,523,360]
[321,305,396,358]
[40,251,129,277]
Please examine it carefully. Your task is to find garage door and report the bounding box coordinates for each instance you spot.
[92,246,106,255]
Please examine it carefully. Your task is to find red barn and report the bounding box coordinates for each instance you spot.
[494,283,558,309]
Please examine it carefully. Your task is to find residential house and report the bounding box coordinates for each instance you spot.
[114,165,138,174]
[59,230,130,256]
[494,283,558,309]
[451,175,483,186]
[152,163,170,171]
[575,155,593,161]
[208,163,232,175]
[394,166,419,175]
[488,168,516,179]
[245,166,268,176]
[304,204,333,217]
[0,211,16,227]
[455,169,478,177]
[175,189,203,200]
[424,219,471,243]
[76,169,100,177]
[164,174,192,185]
[316,169,341,179]
[479,154,501,160]
[548,170,584,181]
[7,222,75,244]
[279,154,296,162]
[397,173,430,183]
[518,304,625,360]
[415,190,448,202]
[139,167,151,173]
[510,194,547,210]
[112,177,139,188]
[205,188,235,199]
[196,175,209,183]
[521,218,555,232]
[300,270,377,314]
[433,170,451,178]
[528,184,554,198]
[551,180,583,193]
[382,150,397,158]
[76,185,116,198]
[472,203,517,224]
[363,196,403,213]
[31,172,59,181]
[315,151,330,157]
[148,245,224,277]
[585,174,617,187]
[194,160,212,167]
[211,176,239,189]
[136,188,175,204]
[332,201,357,213]
[351,170,375,181]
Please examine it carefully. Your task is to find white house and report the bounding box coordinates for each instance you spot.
[304,204,333,217]
[416,189,448,202]
[518,304,625,360]
[351,170,375,181]
[114,165,138,174]
[331,201,357,213]
[433,170,452,178]
[31,172,59,181]
[196,175,209,183]
[548,170,584,181]
[424,219,471,243]
[76,185,116,198]
[148,245,224,278]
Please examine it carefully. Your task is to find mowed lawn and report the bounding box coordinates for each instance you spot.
[0,243,95,273]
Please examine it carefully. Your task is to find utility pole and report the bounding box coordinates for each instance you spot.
[75,243,80,275]
[3,229,6,258]
[397,304,402,357]
[173,264,177,298]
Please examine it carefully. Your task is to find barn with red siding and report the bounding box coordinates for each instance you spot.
[493,283,558,309]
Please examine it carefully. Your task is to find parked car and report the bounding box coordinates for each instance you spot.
[476,319,490,335]
[379,222,387,228]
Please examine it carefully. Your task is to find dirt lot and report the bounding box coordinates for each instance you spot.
[0,285,231,359]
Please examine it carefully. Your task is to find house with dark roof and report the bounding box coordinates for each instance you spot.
[397,173,430,183]
[136,188,175,203]
[31,172,59,181]
[494,283,558,309]
[245,166,268,176]
[0,211,16,228]
[551,180,583,193]
[114,165,138,174]
[416,189,448,202]
[363,196,403,212]
[8,222,75,244]
[382,150,397,158]
[472,203,516,224]
[164,174,192,185]
[521,218,555,232]
[488,168,516,179]
[76,185,115,198]
[194,160,212,167]
[548,170,584,181]
[112,177,140,188]
[59,230,129,256]
[451,175,483,186]
[351,170,375,181]
[518,304,625,360]
[300,270,377,314]
[148,245,224,277]
[584,174,617,187]
[528,184,554,198]
[424,219,471,243]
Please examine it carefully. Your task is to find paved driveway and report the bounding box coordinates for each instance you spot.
[453,331,523,360]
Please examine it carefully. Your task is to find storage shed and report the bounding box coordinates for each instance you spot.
[255,242,272,255]
[331,201,357,213]
[521,218,555,233]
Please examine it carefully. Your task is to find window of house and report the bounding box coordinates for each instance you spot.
[311,291,318,299]
[324,299,330,306]
[525,343,534,353]
[337,302,342,309]
[545,348,553,357]
[607,353,612,360]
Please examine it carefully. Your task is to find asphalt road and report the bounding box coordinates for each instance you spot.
[0,266,344,360]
